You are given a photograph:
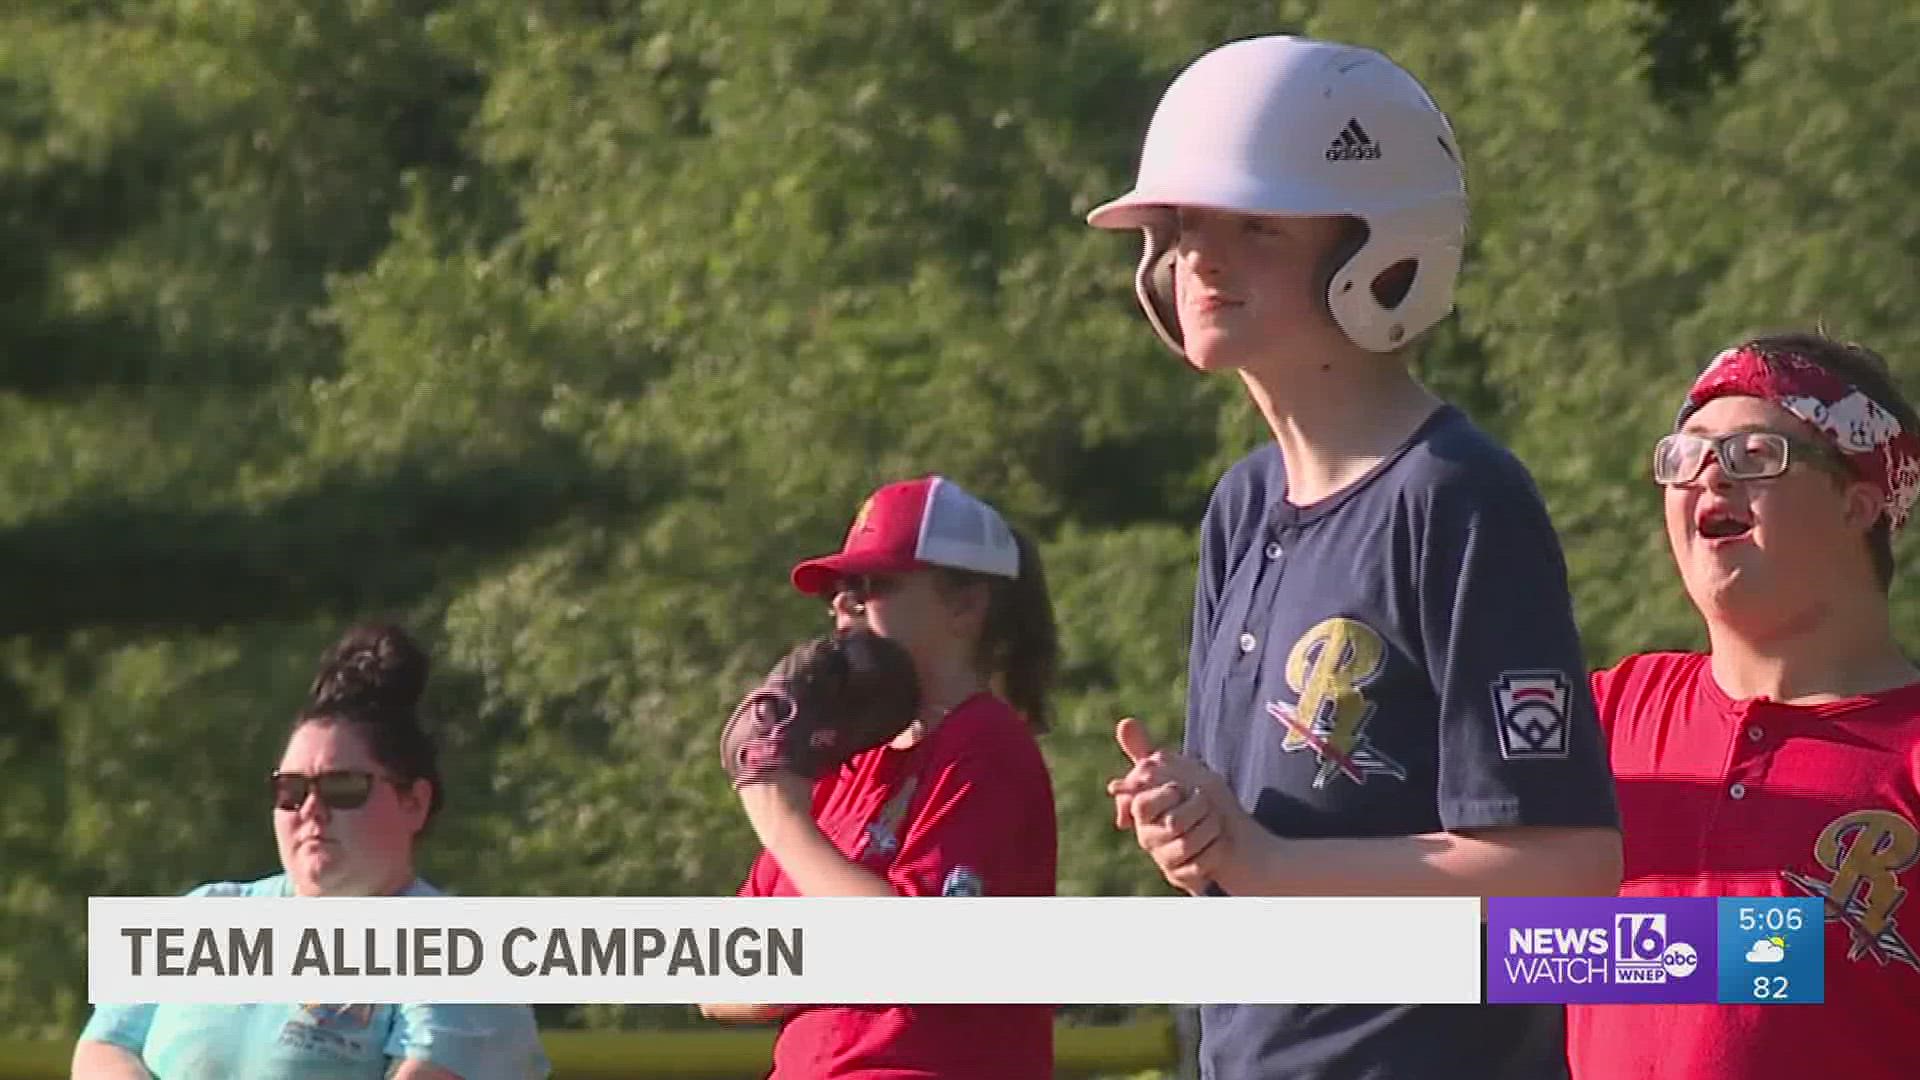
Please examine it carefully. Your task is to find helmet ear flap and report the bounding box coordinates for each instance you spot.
[1326,203,1464,352]
[1134,220,1184,357]
[1316,216,1372,327]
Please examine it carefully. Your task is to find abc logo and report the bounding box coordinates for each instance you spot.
[1661,942,1699,978]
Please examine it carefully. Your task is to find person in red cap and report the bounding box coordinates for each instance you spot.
[1568,331,1920,1079]
[701,475,1061,1080]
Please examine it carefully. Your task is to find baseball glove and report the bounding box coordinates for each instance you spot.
[722,630,922,787]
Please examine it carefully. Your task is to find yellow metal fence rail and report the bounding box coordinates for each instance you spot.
[0,1016,1178,1078]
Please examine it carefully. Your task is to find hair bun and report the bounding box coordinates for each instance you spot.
[307,623,429,718]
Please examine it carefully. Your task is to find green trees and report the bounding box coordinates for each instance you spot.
[5,0,1915,1040]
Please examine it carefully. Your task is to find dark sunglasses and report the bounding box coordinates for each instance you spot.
[269,770,394,812]
[830,575,906,615]
[842,575,905,599]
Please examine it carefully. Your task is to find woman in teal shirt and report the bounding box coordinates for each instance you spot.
[72,624,550,1080]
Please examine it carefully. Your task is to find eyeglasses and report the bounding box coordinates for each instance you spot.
[269,770,392,812]
[1652,431,1844,486]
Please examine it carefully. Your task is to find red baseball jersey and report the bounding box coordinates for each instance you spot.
[1567,651,1920,1080]
[736,692,1057,1079]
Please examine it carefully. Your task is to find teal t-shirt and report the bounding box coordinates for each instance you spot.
[79,874,550,1080]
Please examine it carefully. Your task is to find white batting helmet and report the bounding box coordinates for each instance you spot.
[1088,36,1468,355]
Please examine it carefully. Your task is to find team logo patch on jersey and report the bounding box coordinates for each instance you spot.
[1782,808,1920,972]
[941,866,984,897]
[1489,671,1572,759]
[1269,617,1407,789]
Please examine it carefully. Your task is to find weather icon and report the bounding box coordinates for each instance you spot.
[1745,936,1787,963]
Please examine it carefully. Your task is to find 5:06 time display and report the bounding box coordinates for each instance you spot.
[1737,906,1804,934]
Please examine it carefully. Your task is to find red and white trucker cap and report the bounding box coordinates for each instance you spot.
[790,476,1021,596]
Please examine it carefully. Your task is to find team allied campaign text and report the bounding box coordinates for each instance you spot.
[117,925,804,979]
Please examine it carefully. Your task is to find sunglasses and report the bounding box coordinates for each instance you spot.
[269,770,394,812]
[1652,431,1845,486]
[830,575,906,615]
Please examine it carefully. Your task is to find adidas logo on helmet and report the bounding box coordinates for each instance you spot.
[1325,119,1381,162]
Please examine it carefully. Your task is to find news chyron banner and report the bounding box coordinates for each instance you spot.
[1487,897,1827,1005]
[88,895,1828,1006]
[88,897,1484,1006]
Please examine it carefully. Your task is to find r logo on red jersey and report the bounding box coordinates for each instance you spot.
[1783,808,1920,972]
[860,775,918,864]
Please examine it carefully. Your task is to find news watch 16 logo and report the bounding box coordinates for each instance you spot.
[1608,913,1701,983]
[1487,898,1719,1004]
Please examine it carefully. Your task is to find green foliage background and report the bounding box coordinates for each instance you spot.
[2,0,1911,1045]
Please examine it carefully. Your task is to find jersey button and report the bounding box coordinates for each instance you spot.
[1747,724,1764,742]
[1729,782,1747,800]
[1238,632,1258,653]
[1265,541,1284,559]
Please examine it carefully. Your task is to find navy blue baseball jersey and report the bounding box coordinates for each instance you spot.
[1185,405,1619,1080]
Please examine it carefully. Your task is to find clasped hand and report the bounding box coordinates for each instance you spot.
[1105,717,1247,895]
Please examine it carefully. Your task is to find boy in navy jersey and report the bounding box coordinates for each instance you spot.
[1093,35,1623,1080]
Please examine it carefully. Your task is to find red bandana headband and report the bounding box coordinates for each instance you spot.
[1680,345,1920,530]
